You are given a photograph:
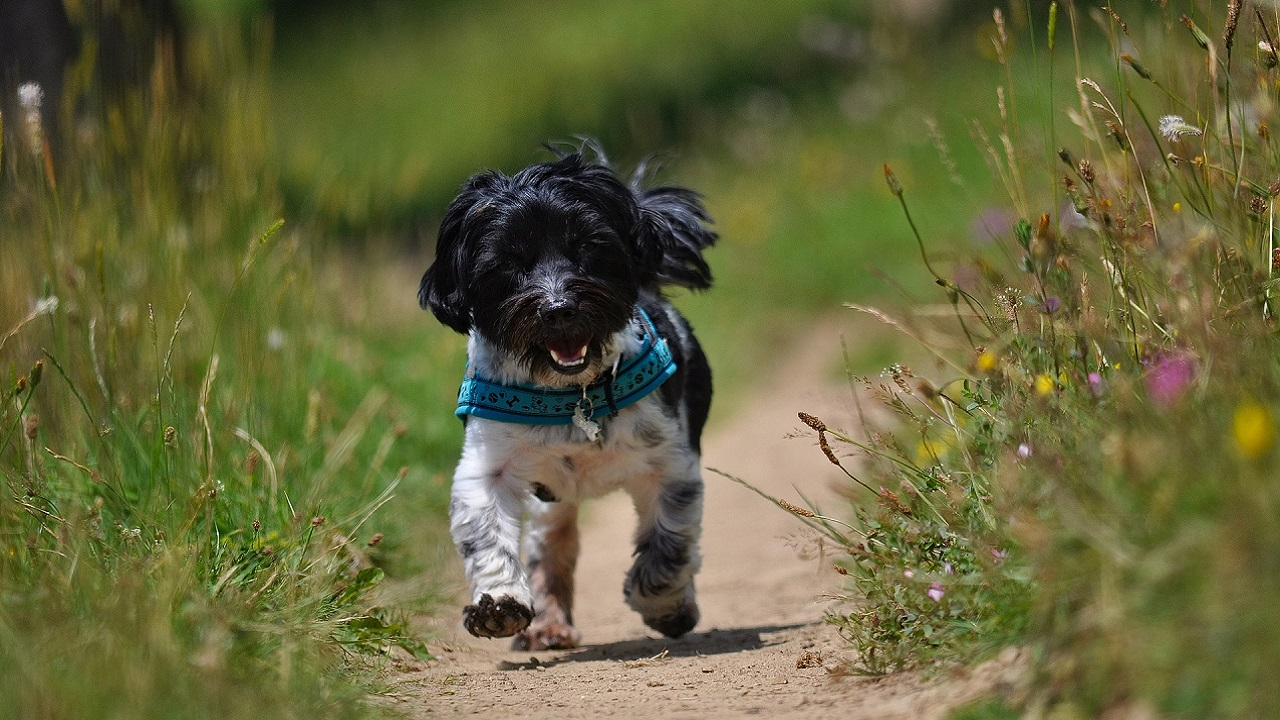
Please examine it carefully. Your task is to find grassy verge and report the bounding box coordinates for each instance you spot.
[0,22,462,718]
[786,3,1280,717]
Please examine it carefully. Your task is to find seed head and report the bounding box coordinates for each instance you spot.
[1225,0,1241,52]
[367,532,384,547]
[778,499,815,518]
[882,164,903,198]
[1078,159,1096,184]
[1120,53,1151,80]
[1159,115,1203,141]
[798,412,826,432]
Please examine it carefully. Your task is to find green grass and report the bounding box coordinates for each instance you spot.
[754,3,1280,718]
[0,22,462,719]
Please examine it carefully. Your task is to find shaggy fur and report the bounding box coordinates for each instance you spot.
[419,145,716,649]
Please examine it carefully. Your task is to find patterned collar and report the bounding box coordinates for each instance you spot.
[456,309,677,426]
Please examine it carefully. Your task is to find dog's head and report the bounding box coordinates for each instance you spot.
[420,147,716,385]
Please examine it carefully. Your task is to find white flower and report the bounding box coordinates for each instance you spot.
[32,296,58,316]
[17,82,45,156]
[267,327,286,351]
[1159,115,1202,141]
[1017,442,1032,459]
[17,82,43,112]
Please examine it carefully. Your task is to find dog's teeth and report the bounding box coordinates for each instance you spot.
[549,344,589,367]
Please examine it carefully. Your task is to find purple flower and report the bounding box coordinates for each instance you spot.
[1041,296,1061,314]
[927,583,945,602]
[1087,372,1104,397]
[1145,354,1196,406]
[1060,203,1091,231]
[969,206,1017,244]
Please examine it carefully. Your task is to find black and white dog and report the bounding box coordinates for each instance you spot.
[419,145,716,650]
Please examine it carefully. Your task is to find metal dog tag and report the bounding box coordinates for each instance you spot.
[572,387,602,442]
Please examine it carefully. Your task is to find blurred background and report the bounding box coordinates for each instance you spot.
[3,0,1026,379]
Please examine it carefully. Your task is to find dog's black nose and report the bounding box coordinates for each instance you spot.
[541,301,577,327]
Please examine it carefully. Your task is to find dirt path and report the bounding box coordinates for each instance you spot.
[388,318,1019,718]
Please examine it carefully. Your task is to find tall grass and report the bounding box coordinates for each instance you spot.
[0,21,454,719]
[793,3,1280,717]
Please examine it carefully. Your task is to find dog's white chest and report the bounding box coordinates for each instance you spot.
[460,398,685,504]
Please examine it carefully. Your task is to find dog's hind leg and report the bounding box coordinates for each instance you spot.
[513,499,583,650]
[450,468,534,638]
[623,472,703,638]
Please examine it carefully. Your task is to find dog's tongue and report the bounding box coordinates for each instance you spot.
[547,339,589,368]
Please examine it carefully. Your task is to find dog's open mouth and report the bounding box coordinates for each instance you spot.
[546,338,590,372]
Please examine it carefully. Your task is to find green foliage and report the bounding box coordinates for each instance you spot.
[808,3,1280,717]
[0,22,456,719]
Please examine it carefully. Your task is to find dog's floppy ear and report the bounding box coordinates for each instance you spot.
[419,171,506,334]
[633,184,718,290]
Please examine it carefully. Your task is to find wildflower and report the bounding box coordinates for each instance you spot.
[927,583,945,602]
[1016,443,1032,459]
[1146,354,1196,406]
[1233,401,1275,459]
[1159,115,1202,141]
[32,296,58,316]
[1041,296,1061,314]
[1034,374,1055,396]
[1173,202,1182,213]
[1088,372,1105,397]
[977,350,998,372]
[903,569,915,579]
[17,82,44,156]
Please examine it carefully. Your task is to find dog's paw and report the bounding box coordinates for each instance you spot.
[462,594,534,638]
[642,598,699,639]
[511,621,582,651]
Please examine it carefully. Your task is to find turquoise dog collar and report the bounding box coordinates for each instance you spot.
[456,310,677,425]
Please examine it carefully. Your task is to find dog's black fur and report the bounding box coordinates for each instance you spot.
[419,145,717,648]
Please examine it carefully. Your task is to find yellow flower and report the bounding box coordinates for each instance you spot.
[977,350,998,372]
[1234,401,1275,459]
[1034,374,1055,396]
[1173,202,1182,213]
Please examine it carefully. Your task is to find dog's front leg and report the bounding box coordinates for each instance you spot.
[624,473,703,638]
[450,460,534,638]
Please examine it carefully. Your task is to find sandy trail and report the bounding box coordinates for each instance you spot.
[389,317,1019,719]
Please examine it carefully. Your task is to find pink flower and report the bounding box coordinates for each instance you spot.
[927,583,945,602]
[1145,354,1195,406]
[1087,372,1104,397]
